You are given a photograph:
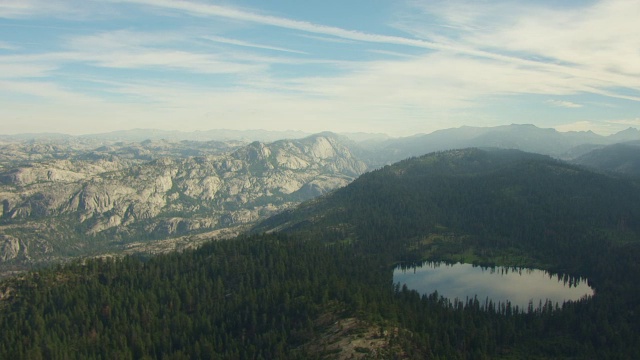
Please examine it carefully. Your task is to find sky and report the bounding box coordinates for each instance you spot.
[1,0,639,137]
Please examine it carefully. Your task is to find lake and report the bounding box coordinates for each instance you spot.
[394,262,593,309]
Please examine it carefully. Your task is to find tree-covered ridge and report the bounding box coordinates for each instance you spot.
[572,142,640,177]
[256,149,640,263]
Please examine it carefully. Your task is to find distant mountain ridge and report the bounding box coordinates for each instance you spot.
[365,124,640,165]
[3,125,638,157]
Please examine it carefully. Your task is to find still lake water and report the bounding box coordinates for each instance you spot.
[394,262,593,309]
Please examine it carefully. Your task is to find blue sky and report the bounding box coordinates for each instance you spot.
[1,0,639,136]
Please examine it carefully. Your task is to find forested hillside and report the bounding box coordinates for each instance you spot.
[1,148,640,358]
[257,149,640,267]
[572,142,640,177]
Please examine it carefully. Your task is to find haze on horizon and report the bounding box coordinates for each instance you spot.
[1,0,639,137]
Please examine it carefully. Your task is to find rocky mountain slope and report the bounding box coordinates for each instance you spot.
[0,134,367,273]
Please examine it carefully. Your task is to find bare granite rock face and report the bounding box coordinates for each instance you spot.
[0,235,23,261]
[0,133,368,270]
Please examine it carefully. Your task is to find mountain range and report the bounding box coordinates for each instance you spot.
[362,124,640,164]
[1,124,640,274]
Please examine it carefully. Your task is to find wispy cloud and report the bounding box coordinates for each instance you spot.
[111,0,640,104]
[555,118,640,135]
[0,0,98,19]
[113,0,545,63]
[546,100,582,108]
[87,50,264,74]
[471,1,640,77]
[62,29,351,73]
[554,121,621,135]
[0,63,57,79]
[0,0,48,18]
[367,49,418,58]
[607,118,640,128]
[202,36,306,54]
[0,50,264,81]
[0,41,17,50]
[65,30,268,74]
[403,0,640,97]
[296,34,356,44]
[0,79,111,112]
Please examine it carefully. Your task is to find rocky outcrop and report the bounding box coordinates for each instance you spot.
[0,235,24,261]
[0,134,368,268]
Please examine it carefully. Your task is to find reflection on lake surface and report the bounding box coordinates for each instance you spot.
[394,262,593,309]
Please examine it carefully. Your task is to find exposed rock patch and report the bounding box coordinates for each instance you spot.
[0,135,368,269]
